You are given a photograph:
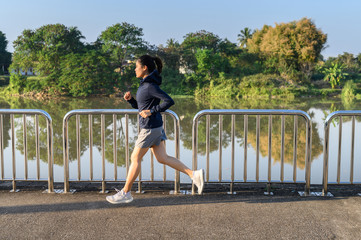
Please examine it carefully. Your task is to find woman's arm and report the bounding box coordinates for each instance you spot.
[148,84,175,113]
[124,91,138,109]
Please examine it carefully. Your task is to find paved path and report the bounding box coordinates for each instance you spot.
[1,188,361,239]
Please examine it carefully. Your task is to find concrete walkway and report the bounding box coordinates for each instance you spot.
[1,187,361,239]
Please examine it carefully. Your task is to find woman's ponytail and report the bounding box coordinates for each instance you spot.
[153,56,163,74]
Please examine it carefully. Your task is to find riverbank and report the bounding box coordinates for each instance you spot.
[2,73,361,101]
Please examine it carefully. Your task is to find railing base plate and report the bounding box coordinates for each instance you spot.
[264,192,274,196]
[42,189,57,194]
[227,191,236,195]
[298,191,333,197]
[136,190,145,194]
[169,190,192,195]
[57,189,76,194]
[99,190,109,194]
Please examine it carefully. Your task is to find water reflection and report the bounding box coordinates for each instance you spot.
[2,95,361,183]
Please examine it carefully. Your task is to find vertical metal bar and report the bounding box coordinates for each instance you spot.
[76,115,81,181]
[35,115,40,180]
[101,114,106,192]
[63,117,69,193]
[150,152,154,181]
[137,116,142,193]
[244,115,248,182]
[192,118,198,195]
[231,115,235,188]
[0,114,3,180]
[125,114,129,175]
[174,114,180,193]
[47,117,54,193]
[337,116,342,184]
[206,115,210,182]
[23,115,28,180]
[11,114,16,191]
[218,115,223,182]
[322,121,330,195]
[256,115,260,182]
[113,114,117,180]
[89,115,93,181]
[163,114,166,181]
[305,118,312,196]
[293,116,298,183]
[268,115,272,183]
[280,115,285,182]
[350,116,355,184]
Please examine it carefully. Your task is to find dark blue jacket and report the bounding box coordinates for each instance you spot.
[127,70,174,129]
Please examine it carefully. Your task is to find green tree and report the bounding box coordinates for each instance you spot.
[333,52,358,74]
[58,50,116,96]
[322,63,348,89]
[0,31,11,74]
[11,24,85,77]
[181,30,222,72]
[357,53,361,72]
[248,18,327,82]
[161,38,181,70]
[155,39,187,94]
[237,27,254,48]
[195,49,226,79]
[99,22,147,72]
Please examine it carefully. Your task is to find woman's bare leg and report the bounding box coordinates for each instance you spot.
[122,146,149,193]
[151,141,193,178]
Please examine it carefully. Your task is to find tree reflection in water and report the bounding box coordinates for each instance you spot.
[1,95,361,181]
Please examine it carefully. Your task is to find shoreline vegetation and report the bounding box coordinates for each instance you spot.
[0,18,361,102]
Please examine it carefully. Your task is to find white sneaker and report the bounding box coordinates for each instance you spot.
[192,169,205,195]
[106,188,133,204]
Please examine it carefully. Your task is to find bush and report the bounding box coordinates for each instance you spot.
[24,76,44,92]
[9,73,27,92]
[341,80,357,100]
[239,73,292,98]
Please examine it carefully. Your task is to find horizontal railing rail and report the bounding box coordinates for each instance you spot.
[0,109,53,193]
[192,109,312,195]
[63,109,180,193]
[323,110,361,196]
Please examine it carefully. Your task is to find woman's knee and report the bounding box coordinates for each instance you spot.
[131,153,142,163]
[155,154,168,164]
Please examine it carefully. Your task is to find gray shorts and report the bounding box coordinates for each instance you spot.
[135,127,167,149]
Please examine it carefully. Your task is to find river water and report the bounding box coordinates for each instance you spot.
[1,96,361,185]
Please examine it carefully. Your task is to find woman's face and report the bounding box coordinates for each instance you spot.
[135,61,148,78]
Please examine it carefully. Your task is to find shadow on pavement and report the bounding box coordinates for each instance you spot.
[0,191,344,215]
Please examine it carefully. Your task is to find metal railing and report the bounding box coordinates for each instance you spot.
[63,109,180,193]
[192,109,312,195]
[0,109,53,193]
[323,110,361,195]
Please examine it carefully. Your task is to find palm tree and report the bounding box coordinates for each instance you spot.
[166,38,180,49]
[237,27,254,48]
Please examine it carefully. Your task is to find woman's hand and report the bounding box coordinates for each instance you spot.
[124,91,132,101]
[139,110,152,118]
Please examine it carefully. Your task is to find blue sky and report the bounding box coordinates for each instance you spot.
[1,0,360,58]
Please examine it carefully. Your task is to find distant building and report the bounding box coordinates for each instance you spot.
[12,68,36,76]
